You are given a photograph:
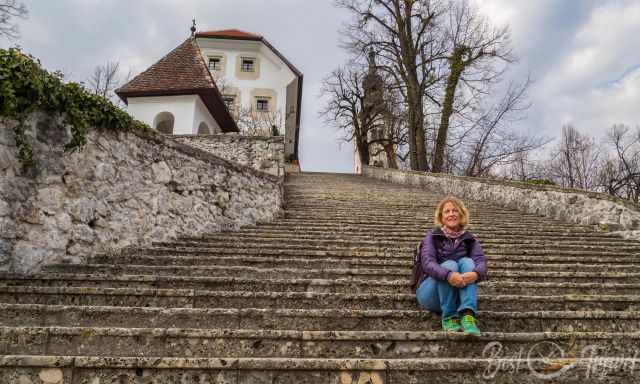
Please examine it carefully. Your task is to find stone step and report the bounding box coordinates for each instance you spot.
[255,220,601,233]
[281,214,555,225]
[152,240,415,252]
[3,354,638,383]
[2,286,638,312]
[283,201,517,209]
[91,253,640,269]
[4,274,638,295]
[281,208,556,217]
[193,230,629,243]
[283,209,548,220]
[275,215,597,226]
[141,245,639,259]
[42,264,640,283]
[283,207,530,216]
[1,304,638,332]
[282,214,567,226]
[2,327,639,360]
[167,237,640,252]
[238,226,608,239]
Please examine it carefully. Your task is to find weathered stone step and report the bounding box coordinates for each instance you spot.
[2,286,638,312]
[1,304,639,332]
[179,230,632,245]
[4,354,638,383]
[42,264,640,283]
[142,245,640,259]
[241,223,607,235]
[256,220,601,233]
[282,213,553,225]
[283,207,529,217]
[92,253,640,269]
[282,207,554,217]
[169,237,640,252]
[3,327,639,360]
[193,230,628,243]
[283,214,565,226]
[4,274,638,295]
[277,213,603,226]
[283,201,517,210]
[152,241,410,253]
[284,209,547,220]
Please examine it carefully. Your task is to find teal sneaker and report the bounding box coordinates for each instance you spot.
[441,316,462,332]
[461,314,481,336]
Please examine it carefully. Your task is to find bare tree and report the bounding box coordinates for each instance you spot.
[0,0,27,39]
[320,66,374,165]
[432,0,515,173]
[336,0,443,171]
[320,65,406,167]
[237,107,283,136]
[597,124,640,202]
[88,61,130,105]
[544,125,601,190]
[458,79,548,177]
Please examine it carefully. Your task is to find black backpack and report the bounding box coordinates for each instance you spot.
[410,232,472,293]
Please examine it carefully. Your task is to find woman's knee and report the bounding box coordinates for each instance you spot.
[416,278,440,311]
[440,260,459,272]
[458,257,475,273]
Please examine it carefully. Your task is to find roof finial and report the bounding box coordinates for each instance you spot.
[368,48,376,68]
[190,18,196,37]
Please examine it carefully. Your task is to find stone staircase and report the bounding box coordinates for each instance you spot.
[2,172,640,383]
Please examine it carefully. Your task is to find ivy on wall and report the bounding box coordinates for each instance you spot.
[0,48,147,167]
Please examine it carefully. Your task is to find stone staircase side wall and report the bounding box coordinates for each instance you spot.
[0,116,284,274]
[362,165,640,239]
[171,134,285,177]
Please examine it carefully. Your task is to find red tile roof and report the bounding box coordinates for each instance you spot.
[195,29,261,40]
[116,38,238,132]
[116,38,214,95]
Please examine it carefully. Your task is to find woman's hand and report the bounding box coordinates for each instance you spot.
[461,271,478,285]
[447,272,466,288]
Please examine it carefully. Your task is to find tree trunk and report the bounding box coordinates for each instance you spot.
[356,135,370,166]
[406,80,428,170]
[397,0,428,171]
[433,47,465,173]
[384,142,398,169]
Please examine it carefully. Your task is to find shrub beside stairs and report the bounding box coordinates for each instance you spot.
[1,172,639,383]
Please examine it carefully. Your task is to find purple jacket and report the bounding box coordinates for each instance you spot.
[419,227,488,284]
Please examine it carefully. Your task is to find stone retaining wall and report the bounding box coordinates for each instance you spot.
[0,115,283,273]
[363,165,640,239]
[171,134,285,176]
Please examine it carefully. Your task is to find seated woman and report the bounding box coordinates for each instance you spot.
[416,196,488,336]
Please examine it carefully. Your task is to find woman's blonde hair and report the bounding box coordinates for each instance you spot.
[434,196,470,228]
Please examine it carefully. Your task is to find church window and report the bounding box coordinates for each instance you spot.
[222,95,235,110]
[241,57,255,72]
[255,97,270,112]
[153,112,175,135]
[197,122,211,135]
[208,56,222,71]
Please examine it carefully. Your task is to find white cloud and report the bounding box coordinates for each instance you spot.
[543,1,640,95]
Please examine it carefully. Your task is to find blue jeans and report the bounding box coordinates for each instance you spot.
[416,257,478,319]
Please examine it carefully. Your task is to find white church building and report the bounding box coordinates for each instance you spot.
[116,27,303,162]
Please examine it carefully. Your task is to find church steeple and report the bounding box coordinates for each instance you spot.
[190,19,196,37]
[367,48,376,74]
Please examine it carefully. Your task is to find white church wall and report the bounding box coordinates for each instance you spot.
[193,95,221,134]
[127,95,222,135]
[127,95,205,135]
[197,38,296,133]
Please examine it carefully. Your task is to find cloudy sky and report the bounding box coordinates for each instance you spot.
[3,1,640,173]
